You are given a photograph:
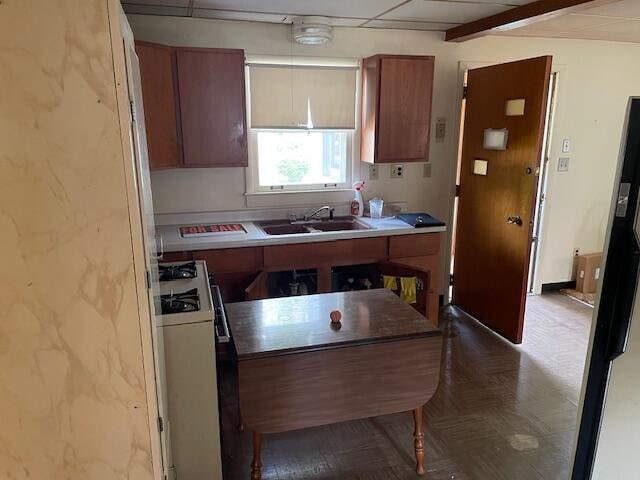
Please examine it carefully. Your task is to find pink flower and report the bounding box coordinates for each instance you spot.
[353,181,365,192]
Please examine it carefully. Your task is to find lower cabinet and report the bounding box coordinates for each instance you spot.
[164,233,444,323]
[242,261,433,322]
[245,269,320,301]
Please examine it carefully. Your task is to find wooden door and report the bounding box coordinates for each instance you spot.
[453,56,552,344]
[135,41,182,170]
[377,56,434,162]
[176,48,248,167]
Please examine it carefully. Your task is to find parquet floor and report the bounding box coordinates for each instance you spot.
[220,293,593,480]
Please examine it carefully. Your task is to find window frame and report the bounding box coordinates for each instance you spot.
[244,56,360,195]
[247,128,354,193]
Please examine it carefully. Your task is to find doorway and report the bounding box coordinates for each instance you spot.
[450,70,558,299]
[450,56,553,344]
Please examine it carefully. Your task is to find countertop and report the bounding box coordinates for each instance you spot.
[157,216,446,252]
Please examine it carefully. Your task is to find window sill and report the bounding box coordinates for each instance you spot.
[245,188,352,196]
[244,188,354,209]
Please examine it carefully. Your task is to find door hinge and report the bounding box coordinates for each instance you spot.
[462,85,469,99]
[449,274,454,286]
[455,184,461,198]
[129,100,136,123]
[157,416,164,433]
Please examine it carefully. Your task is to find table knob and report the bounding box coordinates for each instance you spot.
[330,310,342,330]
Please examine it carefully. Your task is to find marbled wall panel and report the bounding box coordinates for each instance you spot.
[0,1,154,478]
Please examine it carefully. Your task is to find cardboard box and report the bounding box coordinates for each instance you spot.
[576,253,603,294]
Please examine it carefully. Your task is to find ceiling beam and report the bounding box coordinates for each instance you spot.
[445,0,617,42]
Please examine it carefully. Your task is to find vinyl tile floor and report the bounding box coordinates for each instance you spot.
[220,293,593,480]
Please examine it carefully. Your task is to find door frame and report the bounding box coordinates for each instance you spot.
[527,71,558,293]
[446,61,489,303]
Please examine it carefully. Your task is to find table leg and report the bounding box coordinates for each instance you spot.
[413,407,425,475]
[251,431,262,480]
[238,403,244,432]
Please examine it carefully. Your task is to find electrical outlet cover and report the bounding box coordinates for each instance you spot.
[391,164,404,178]
[435,117,446,143]
[558,157,570,172]
[423,163,432,178]
[369,164,379,180]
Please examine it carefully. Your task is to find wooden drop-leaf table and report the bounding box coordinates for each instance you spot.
[226,288,443,479]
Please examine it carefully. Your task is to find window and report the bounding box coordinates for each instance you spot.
[254,130,350,189]
[246,58,358,192]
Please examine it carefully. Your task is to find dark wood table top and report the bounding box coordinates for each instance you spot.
[226,288,441,359]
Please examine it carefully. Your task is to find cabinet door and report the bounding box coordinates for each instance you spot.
[135,41,182,169]
[176,48,248,167]
[379,261,432,323]
[377,57,434,163]
[245,271,268,301]
[193,247,263,274]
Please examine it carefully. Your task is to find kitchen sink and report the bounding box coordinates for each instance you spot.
[258,216,371,236]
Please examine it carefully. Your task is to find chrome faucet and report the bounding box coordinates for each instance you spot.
[304,205,335,222]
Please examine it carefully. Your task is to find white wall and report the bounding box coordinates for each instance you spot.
[128,14,640,289]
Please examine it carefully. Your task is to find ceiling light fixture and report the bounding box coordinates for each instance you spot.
[292,16,333,45]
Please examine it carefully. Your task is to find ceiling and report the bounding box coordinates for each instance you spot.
[121,0,532,32]
[495,0,640,43]
[122,0,640,43]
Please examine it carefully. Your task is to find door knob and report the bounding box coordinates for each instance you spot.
[507,216,523,226]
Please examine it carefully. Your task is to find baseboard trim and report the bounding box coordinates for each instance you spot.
[541,281,576,293]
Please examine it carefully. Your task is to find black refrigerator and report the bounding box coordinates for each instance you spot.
[573,97,640,478]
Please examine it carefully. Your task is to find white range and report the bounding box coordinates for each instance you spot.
[156,260,223,480]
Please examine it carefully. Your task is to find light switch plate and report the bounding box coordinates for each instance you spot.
[435,117,446,143]
[558,157,570,172]
[562,139,571,153]
[423,163,432,178]
[391,164,404,178]
[368,164,379,180]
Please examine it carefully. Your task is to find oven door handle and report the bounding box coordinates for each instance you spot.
[152,234,164,261]
[212,285,231,343]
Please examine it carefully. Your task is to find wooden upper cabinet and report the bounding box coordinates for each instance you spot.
[361,55,435,164]
[176,48,248,167]
[135,41,182,170]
